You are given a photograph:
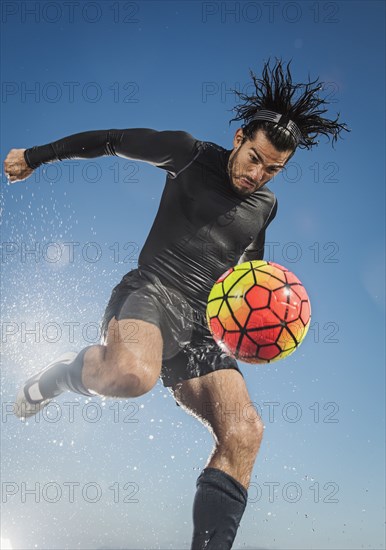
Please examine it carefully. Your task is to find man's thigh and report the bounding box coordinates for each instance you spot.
[171,369,260,438]
[104,317,164,374]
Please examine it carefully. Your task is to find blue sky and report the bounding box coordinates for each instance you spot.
[1,1,385,549]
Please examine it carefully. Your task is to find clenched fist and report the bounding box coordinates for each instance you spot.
[3,149,34,183]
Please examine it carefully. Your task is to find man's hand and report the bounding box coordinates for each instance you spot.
[3,149,34,183]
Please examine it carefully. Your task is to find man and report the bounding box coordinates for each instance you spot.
[4,60,348,549]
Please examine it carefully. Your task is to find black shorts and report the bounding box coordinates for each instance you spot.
[101,268,242,388]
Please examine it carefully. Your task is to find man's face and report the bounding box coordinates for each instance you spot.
[227,128,294,196]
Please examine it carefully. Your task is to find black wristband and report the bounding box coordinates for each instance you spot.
[24,147,41,170]
[24,143,57,170]
[24,149,36,169]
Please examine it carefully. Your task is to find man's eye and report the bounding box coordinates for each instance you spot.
[249,154,258,162]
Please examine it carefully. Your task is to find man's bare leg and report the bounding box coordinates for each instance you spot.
[82,317,163,397]
[171,369,263,549]
[15,317,163,417]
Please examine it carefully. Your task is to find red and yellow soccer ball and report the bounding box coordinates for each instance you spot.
[206,260,311,363]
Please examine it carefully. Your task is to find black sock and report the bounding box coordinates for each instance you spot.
[191,467,248,550]
[38,347,95,399]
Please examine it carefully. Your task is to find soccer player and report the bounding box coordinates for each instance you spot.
[4,60,348,549]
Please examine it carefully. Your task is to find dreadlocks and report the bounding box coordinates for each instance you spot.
[230,58,349,152]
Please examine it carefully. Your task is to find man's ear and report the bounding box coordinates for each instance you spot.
[233,128,244,148]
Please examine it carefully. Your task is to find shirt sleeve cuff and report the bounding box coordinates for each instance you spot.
[24,148,38,169]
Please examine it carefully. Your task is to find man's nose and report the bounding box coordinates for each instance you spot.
[250,165,265,183]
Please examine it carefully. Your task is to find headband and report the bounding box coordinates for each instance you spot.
[249,110,302,145]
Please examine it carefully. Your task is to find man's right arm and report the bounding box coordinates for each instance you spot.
[26,128,199,175]
[4,128,200,183]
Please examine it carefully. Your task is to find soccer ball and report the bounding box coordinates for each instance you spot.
[206,260,311,363]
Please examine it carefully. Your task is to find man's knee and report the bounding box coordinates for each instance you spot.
[113,364,159,397]
[243,405,264,447]
[97,351,161,398]
[219,413,264,459]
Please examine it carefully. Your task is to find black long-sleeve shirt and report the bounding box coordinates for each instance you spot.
[25,129,278,310]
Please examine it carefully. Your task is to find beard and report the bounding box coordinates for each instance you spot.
[227,148,256,197]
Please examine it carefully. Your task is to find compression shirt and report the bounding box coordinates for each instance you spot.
[25,129,278,310]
